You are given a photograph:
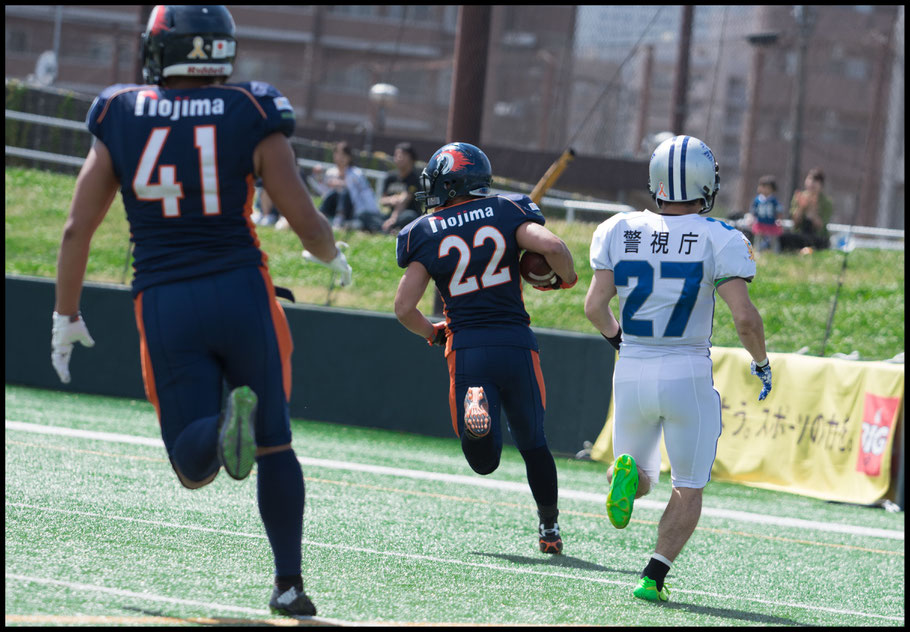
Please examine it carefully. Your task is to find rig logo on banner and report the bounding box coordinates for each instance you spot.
[856,393,901,477]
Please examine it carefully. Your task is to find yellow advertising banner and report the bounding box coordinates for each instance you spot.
[590,348,904,505]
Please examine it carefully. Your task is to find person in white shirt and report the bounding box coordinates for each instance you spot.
[313,141,383,231]
[584,135,772,603]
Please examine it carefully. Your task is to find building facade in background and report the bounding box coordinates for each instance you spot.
[4,5,904,228]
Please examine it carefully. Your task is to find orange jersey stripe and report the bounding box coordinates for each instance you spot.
[531,350,546,410]
[132,292,161,421]
[259,267,294,401]
[447,350,459,437]
[243,173,269,268]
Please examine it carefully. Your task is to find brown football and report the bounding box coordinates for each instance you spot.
[519,251,556,286]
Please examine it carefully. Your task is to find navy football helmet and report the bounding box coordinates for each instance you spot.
[141,5,237,85]
[416,142,492,210]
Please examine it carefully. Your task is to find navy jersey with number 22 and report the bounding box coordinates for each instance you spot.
[396,194,546,350]
[86,80,295,295]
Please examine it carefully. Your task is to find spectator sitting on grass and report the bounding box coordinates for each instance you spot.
[313,141,383,233]
[380,142,422,234]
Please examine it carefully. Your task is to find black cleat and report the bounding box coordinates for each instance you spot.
[539,521,563,554]
[269,584,317,617]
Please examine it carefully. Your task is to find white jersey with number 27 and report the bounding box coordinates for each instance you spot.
[590,209,756,358]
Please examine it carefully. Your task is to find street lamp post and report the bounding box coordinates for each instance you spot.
[367,82,399,155]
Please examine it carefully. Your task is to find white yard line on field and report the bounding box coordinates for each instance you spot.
[5,420,904,542]
[5,521,904,624]
[4,573,356,626]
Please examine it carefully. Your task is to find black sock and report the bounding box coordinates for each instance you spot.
[257,450,304,578]
[537,504,559,527]
[275,573,303,592]
[642,557,671,591]
[519,445,558,511]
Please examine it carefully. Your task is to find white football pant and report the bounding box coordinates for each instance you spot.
[612,354,722,489]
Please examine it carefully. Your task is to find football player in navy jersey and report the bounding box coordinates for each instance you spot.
[51,5,350,617]
[393,142,578,554]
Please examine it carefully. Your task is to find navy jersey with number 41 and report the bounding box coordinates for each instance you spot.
[396,194,546,350]
[86,81,295,295]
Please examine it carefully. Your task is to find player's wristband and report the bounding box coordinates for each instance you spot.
[754,357,769,369]
[602,325,622,351]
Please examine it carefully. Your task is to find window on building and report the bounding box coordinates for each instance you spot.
[385,6,405,20]
[407,6,435,23]
[235,55,282,84]
[844,57,868,80]
[7,28,28,53]
[329,6,380,19]
[727,76,746,104]
[441,6,459,32]
[322,64,371,94]
[386,68,439,102]
[436,68,453,105]
[784,52,797,76]
[86,35,113,62]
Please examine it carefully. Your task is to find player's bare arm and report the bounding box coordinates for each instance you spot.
[515,221,577,284]
[55,140,120,316]
[393,261,437,341]
[254,132,336,262]
[584,269,621,338]
[716,278,767,363]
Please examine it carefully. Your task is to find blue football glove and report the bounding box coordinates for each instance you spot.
[750,358,772,401]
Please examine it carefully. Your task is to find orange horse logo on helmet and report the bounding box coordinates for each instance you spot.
[437,145,474,175]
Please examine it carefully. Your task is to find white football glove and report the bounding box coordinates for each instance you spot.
[302,241,353,287]
[51,312,95,384]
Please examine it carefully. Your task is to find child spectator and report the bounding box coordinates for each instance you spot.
[749,175,783,254]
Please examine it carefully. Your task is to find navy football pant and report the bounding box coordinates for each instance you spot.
[134,265,294,467]
[447,345,558,511]
[135,265,304,576]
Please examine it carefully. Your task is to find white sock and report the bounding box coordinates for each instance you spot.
[652,553,673,567]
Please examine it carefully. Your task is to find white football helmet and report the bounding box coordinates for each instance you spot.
[648,135,719,214]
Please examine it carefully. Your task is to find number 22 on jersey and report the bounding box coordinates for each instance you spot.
[133,126,220,217]
[439,226,511,296]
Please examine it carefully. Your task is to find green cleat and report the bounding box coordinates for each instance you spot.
[606,453,638,529]
[633,576,670,602]
[217,385,258,480]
